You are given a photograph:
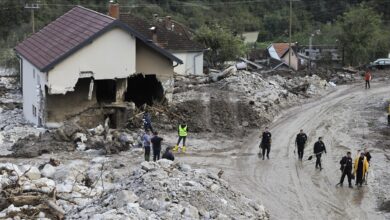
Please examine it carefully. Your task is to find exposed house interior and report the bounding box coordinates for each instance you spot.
[125,74,165,107]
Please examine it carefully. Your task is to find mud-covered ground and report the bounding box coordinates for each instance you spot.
[181,80,390,219]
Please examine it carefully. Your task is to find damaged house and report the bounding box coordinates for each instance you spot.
[119,12,205,76]
[15,5,182,128]
[267,43,300,71]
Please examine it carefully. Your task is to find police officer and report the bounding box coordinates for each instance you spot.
[260,127,272,160]
[338,152,353,188]
[313,137,327,170]
[295,129,308,160]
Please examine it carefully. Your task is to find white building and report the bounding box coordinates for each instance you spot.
[15,5,182,127]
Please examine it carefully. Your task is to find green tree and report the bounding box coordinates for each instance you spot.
[336,4,386,66]
[194,25,246,67]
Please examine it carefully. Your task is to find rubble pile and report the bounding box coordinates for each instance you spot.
[164,67,333,133]
[0,159,269,220]
[0,76,41,155]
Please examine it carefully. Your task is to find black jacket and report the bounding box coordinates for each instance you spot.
[340,156,353,171]
[296,133,307,146]
[313,141,326,154]
[365,152,371,163]
[162,151,174,161]
[262,131,272,144]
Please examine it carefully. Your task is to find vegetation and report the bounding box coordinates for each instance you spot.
[0,0,389,69]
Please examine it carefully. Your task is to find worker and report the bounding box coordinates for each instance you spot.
[388,113,390,126]
[173,123,188,153]
[338,152,353,188]
[142,130,151,161]
[260,127,272,160]
[364,69,372,89]
[295,129,308,160]
[151,131,163,161]
[354,152,369,187]
[313,137,327,170]
[162,146,175,161]
[143,110,154,133]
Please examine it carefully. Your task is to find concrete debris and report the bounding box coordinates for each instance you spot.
[0,159,269,219]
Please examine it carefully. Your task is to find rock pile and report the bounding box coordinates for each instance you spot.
[0,159,269,220]
[69,160,269,219]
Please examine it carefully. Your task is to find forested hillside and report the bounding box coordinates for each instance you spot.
[1,0,390,68]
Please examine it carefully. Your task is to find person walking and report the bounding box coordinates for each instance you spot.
[151,131,163,161]
[295,129,308,160]
[173,123,188,153]
[143,110,154,133]
[162,147,175,161]
[338,152,353,188]
[364,69,372,89]
[142,130,151,161]
[260,127,272,160]
[354,152,369,187]
[313,137,327,170]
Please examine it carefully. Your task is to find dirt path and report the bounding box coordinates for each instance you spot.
[183,82,390,219]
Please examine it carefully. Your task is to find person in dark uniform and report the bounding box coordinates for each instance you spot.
[151,131,163,161]
[338,152,353,188]
[295,129,308,160]
[260,127,272,160]
[313,137,327,170]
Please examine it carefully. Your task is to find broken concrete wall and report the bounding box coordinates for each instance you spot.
[46,78,98,126]
[136,40,174,102]
[47,28,136,94]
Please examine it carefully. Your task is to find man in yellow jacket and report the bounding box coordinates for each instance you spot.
[354,152,369,187]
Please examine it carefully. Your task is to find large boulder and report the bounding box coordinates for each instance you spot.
[24,166,41,180]
[40,164,56,178]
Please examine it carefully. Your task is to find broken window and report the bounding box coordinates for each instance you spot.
[32,105,37,117]
[125,74,165,107]
[95,80,116,103]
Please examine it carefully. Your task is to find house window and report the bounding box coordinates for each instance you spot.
[32,105,37,117]
[33,69,35,79]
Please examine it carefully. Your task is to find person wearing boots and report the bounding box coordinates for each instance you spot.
[338,152,353,188]
[260,127,272,160]
[354,152,369,187]
[173,123,188,153]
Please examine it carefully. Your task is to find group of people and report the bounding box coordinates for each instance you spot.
[259,127,372,187]
[338,149,371,188]
[142,110,188,162]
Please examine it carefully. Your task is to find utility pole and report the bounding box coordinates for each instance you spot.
[288,0,292,67]
[25,3,40,33]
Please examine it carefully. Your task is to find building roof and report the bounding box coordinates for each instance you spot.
[15,6,182,72]
[267,43,298,60]
[120,14,204,52]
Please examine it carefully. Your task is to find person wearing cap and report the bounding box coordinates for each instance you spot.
[354,152,369,187]
[338,152,353,188]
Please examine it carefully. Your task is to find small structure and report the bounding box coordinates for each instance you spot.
[15,5,182,127]
[120,13,205,75]
[297,45,341,67]
[267,43,299,71]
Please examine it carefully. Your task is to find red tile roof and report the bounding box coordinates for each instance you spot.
[15,6,182,72]
[120,14,204,52]
[272,43,297,58]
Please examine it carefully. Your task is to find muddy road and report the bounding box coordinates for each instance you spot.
[183,82,390,219]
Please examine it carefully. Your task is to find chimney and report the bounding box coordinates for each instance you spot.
[108,1,119,19]
[165,16,172,30]
[150,26,157,44]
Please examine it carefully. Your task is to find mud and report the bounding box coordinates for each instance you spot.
[180,81,390,219]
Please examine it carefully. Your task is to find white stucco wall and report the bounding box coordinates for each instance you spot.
[22,58,47,125]
[47,28,136,94]
[173,52,203,75]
